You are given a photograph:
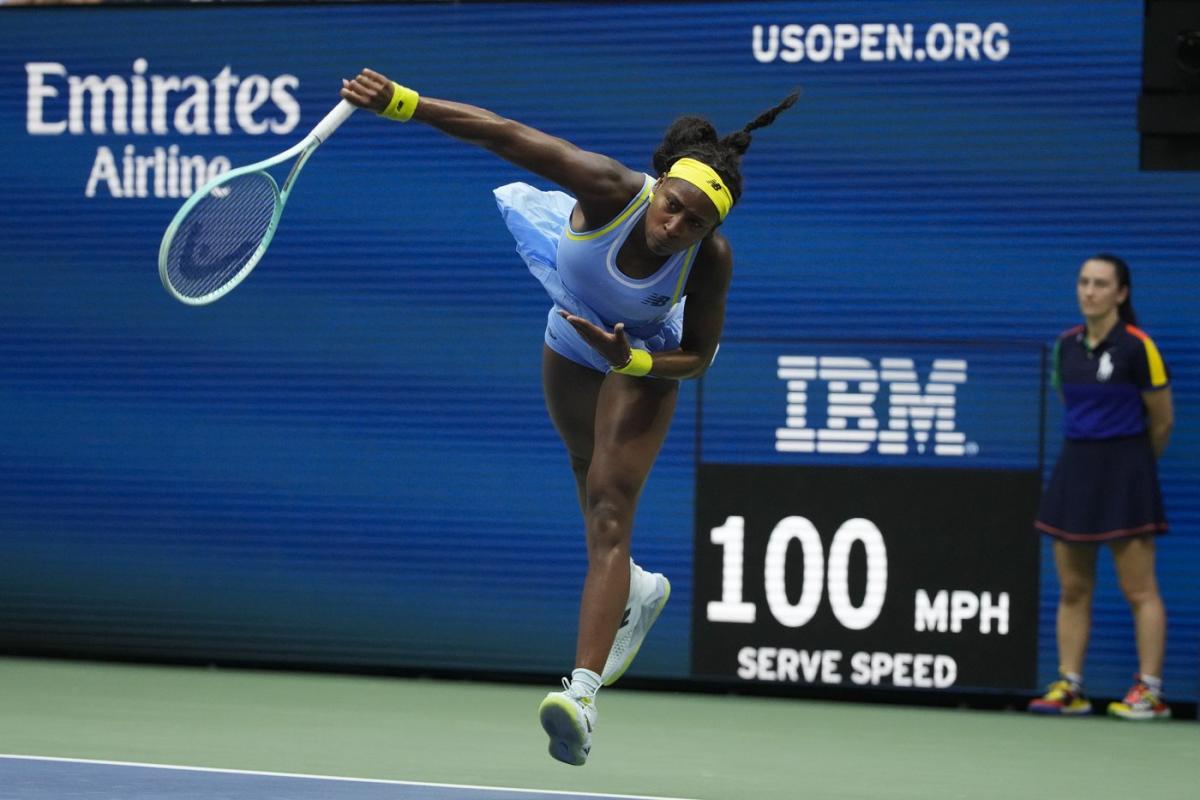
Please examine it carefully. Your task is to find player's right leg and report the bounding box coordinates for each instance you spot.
[539,345,606,765]
[1029,541,1097,715]
[1107,537,1170,720]
[542,344,671,686]
[541,343,603,513]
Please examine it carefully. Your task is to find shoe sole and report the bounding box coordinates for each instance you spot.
[602,576,671,687]
[1028,704,1092,716]
[1107,706,1171,721]
[538,694,589,766]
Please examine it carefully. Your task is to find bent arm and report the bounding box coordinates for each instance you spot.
[558,237,732,380]
[1142,387,1174,458]
[644,236,732,380]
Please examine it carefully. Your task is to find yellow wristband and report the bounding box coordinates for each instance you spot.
[612,348,653,377]
[380,82,420,122]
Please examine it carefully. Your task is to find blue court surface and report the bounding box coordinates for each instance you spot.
[0,756,699,800]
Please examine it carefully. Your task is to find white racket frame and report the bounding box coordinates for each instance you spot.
[158,99,357,306]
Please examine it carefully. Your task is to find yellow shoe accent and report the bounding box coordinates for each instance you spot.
[1108,682,1171,720]
[538,682,596,766]
[1028,679,1092,715]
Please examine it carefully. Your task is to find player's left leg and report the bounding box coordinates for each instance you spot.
[1107,536,1170,720]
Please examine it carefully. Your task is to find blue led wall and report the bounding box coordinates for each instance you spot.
[0,1,1196,702]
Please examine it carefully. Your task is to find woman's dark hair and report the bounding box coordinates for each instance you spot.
[1089,252,1138,326]
[652,89,801,207]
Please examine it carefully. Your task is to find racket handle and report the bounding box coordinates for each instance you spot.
[311,99,357,143]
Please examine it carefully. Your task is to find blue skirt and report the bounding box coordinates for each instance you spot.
[1034,435,1167,542]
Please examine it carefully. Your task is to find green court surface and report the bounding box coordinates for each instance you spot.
[0,657,1195,800]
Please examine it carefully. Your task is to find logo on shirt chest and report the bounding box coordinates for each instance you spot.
[1096,351,1114,382]
[642,293,672,307]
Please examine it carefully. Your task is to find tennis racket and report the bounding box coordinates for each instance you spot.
[158,99,357,305]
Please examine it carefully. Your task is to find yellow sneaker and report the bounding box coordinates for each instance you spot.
[1028,679,1092,715]
[1107,680,1171,721]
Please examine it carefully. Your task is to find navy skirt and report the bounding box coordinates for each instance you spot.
[1035,435,1167,542]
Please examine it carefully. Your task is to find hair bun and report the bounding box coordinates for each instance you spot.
[666,116,718,147]
[653,116,720,173]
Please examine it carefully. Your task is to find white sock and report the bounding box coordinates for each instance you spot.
[1062,671,1083,689]
[570,668,602,700]
[1140,674,1163,694]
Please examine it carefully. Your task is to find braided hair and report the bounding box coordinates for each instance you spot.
[651,89,800,207]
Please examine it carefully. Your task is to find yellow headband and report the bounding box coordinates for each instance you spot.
[665,157,734,221]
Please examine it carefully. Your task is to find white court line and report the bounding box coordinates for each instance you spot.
[0,754,702,800]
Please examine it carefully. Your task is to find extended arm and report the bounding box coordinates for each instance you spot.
[340,68,643,228]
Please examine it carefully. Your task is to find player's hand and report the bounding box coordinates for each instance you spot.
[558,311,633,368]
[340,68,394,113]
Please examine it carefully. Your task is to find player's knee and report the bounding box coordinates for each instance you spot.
[1118,580,1159,608]
[1059,577,1094,606]
[584,490,634,554]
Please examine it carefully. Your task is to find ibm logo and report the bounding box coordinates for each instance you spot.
[775,356,974,456]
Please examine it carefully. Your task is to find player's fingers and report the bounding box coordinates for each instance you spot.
[362,68,390,88]
[566,318,600,342]
[340,84,371,107]
[348,76,386,102]
[348,74,375,97]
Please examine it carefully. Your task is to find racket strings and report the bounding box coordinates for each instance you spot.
[164,172,279,300]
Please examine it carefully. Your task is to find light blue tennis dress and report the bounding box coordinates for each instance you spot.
[494,175,700,373]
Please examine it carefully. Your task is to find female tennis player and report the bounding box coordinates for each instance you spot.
[1028,254,1174,721]
[341,68,797,764]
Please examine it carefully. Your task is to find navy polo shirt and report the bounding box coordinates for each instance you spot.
[1052,322,1170,440]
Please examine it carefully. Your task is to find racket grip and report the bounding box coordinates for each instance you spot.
[311,99,357,143]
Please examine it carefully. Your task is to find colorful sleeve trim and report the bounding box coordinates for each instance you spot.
[1060,324,1084,340]
[1125,325,1169,387]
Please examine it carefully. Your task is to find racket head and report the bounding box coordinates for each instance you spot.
[158,167,284,306]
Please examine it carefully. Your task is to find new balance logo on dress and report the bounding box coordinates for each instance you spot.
[642,293,671,307]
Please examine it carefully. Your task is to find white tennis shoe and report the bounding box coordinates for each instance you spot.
[602,562,671,686]
[538,679,597,766]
